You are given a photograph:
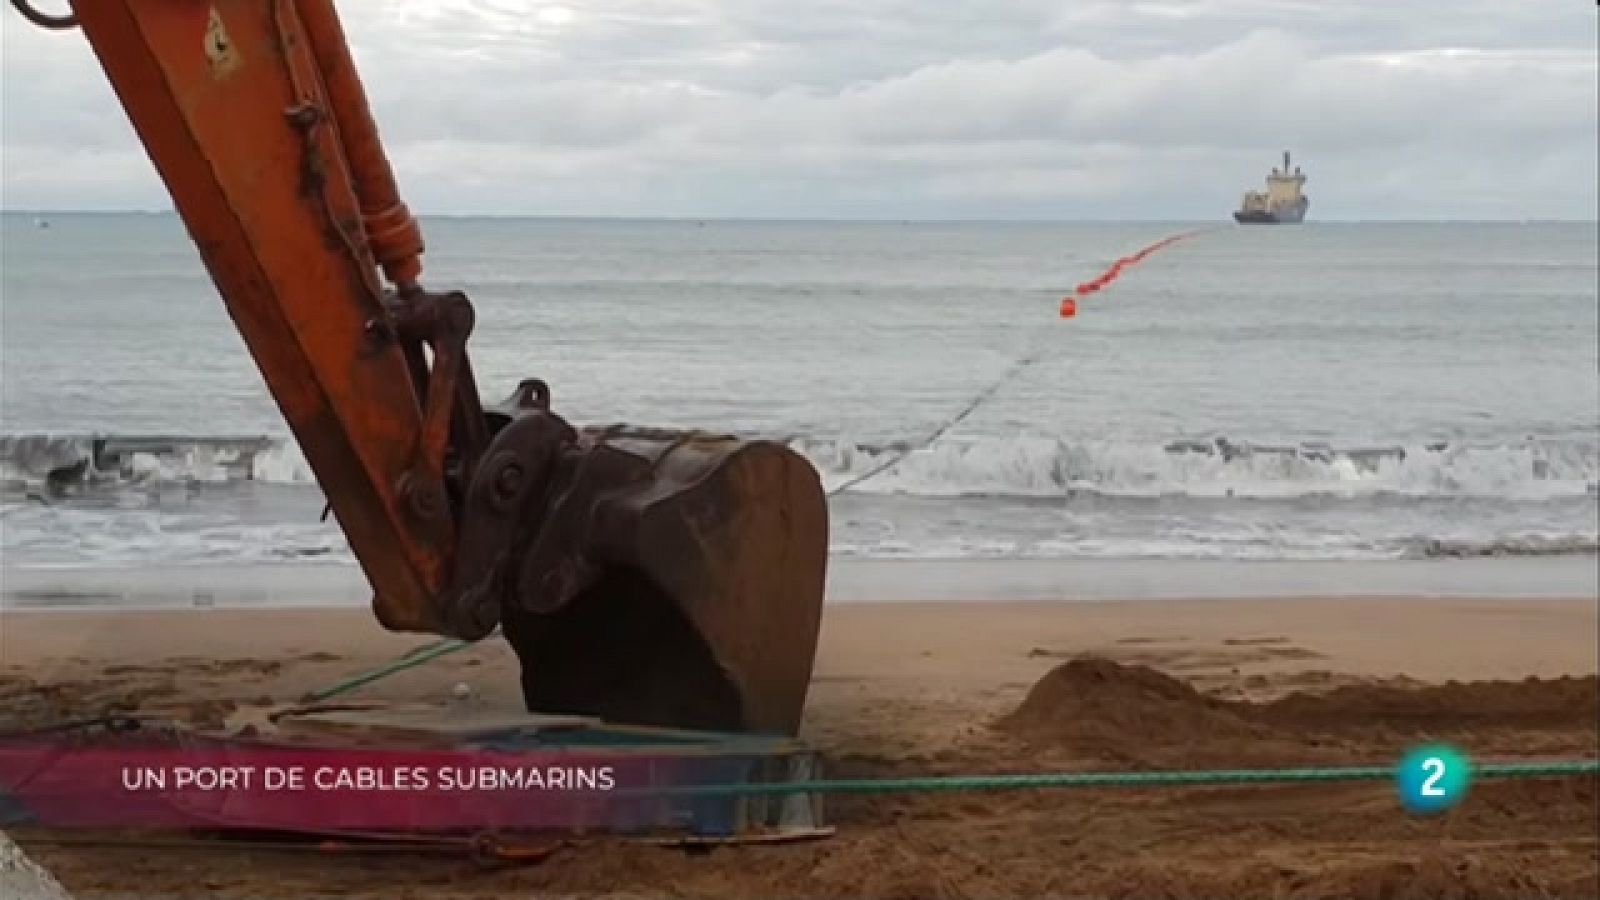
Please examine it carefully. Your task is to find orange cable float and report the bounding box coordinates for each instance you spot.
[1060,230,1206,317]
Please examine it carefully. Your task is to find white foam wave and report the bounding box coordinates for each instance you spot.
[1397,534,1600,558]
[5,432,1595,502]
[249,440,316,483]
[0,503,354,567]
[797,434,1599,500]
[0,434,317,491]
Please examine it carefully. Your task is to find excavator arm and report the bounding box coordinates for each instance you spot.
[20,0,827,734]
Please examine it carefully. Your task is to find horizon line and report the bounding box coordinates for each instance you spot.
[3,209,1596,225]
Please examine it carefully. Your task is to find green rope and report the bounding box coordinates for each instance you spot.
[304,647,1596,800]
[621,760,1599,799]
[309,645,1599,802]
[307,645,1595,802]
[307,638,469,703]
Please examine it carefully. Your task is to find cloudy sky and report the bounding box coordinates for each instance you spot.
[2,1,1595,219]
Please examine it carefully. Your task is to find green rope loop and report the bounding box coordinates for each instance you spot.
[622,760,1598,799]
[306,638,468,703]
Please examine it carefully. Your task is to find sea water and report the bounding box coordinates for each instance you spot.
[2,214,1595,578]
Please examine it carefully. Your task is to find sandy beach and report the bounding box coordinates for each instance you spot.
[2,589,1597,899]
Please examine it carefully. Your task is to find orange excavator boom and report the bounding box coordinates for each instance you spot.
[22,0,828,735]
[62,0,462,635]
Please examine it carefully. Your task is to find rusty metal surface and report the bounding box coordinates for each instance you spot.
[570,433,829,735]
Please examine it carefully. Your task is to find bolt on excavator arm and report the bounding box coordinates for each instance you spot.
[40,0,828,734]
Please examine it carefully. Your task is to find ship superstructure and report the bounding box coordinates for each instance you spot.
[1234,151,1308,223]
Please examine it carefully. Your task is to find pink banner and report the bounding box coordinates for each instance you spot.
[0,740,750,833]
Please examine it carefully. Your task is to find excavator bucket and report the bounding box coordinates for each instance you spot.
[500,427,830,736]
[425,380,830,736]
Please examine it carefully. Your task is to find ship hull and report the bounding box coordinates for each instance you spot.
[1233,202,1308,224]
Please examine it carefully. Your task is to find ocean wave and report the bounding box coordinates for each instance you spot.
[3,429,1594,566]
[0,502,355,567]
[4,431,1597,503]
[796,433,1600,500]
[0,434,315,493]
[1397,534,1600,559]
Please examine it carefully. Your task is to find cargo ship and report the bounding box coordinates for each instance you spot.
[1233,151,1308,223]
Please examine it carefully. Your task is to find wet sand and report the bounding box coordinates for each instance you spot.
[2,596,1597,898]
[6,556,1598,609]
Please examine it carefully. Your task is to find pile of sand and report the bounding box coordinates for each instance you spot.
[996,656,1281,764]
[997,656,1600,766]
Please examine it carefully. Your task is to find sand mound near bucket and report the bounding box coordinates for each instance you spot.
[995,656,1278,763]
[998,656,1600,767]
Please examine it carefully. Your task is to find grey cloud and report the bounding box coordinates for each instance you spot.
[2,0,1594,218]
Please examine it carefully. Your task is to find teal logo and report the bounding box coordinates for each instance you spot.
[1395,744,1471,815]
